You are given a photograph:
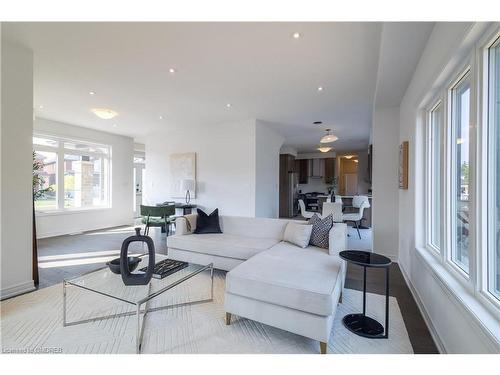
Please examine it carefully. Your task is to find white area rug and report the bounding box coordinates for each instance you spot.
[1,270,413,354]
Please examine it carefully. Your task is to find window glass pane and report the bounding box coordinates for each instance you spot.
[64,154,108,208]
[34,151,57,210]
[33,136,58,148]
[64,141,109,155]
[429,103,443,250]
[451,72,471,274]
[488,39,500,300]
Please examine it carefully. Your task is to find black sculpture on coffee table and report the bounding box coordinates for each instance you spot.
[120,227,155,286]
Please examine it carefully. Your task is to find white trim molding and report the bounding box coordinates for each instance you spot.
[399,263,446,353]
[409,247,500,353]
[0,280,36,300]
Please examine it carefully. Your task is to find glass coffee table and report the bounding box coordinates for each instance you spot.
[62,253,213,353]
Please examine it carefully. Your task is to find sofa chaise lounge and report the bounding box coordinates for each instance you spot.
[167,214,348,353]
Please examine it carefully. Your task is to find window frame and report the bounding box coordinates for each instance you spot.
[425,99,445,254]
[446,67,474,280]
[477,29,500,309]
[33,133,112,213]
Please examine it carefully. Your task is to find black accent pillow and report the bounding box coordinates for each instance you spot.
[194,208,222,234]
[308,213,333,249]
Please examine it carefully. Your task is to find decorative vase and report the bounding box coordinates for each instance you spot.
[120,227,155,286]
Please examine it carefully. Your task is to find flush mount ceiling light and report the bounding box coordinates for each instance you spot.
[292,32,301,39]
[317,86,324,92]
[91,108,118,120]
[169,67,176,74]
[38,105,44,109]
[344,155,353,159]
[159,115,164,120]
[112,124,117,128]
[317,145,332,153]
[320,128,338,143]
[89,91,96,95]
[226,103,232,108]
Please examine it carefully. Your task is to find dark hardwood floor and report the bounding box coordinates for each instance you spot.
[345,262,439,354]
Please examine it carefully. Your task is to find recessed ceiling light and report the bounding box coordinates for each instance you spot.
[159,115,163,120]
[38,105,44,109]
[89,91,95,95]
[112,124,117,128]
[292,32,301,39]
[317,86,323,92]
[169,68,176,74]
[226,103,232,108]
[91,108,118,120]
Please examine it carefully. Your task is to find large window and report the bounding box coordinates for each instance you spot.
[428,102,443,251]
[33,135,111,211]
[450,71,471,274]
[487,36,500,301]
[423,28,500,311]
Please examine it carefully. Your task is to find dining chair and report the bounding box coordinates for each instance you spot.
[342,195,370,239]
[322,202,343,223]
[298,199,315,219]
[140,204,176,237]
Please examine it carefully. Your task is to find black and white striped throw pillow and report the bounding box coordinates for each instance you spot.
[308,213,333,249]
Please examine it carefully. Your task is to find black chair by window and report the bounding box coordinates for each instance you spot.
[140,204,176,237]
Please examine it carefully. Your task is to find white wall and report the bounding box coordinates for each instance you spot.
[145,119,283,218]
[0,38,35,299]
[145,119,257,217]
[372,107,400,260]
[399,22,499,353]
[34,118,134,238]
[255,120,283,218]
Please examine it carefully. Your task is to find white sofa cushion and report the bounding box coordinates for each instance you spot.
[283,222,313,248]
[167,233,280,260]
[219,216,290,239]
[225,241,344,316]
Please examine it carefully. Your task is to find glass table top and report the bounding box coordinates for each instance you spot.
[339,250,392,267]
[64,253,210,305]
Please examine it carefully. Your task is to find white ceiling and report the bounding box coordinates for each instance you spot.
[3,22,433,152]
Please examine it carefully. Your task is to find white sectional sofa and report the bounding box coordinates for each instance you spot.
[167,214,347,353]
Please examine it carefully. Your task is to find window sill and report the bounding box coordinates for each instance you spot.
[35,207,112,216]
[415,246,500,349]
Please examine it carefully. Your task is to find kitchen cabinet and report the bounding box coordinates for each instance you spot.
[279,154,296,217]
[309,159,324,178]
[324,158,335,184]
[296,159,308,184]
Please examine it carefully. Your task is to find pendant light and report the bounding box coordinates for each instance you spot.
[320,128,338,143]
[317,145,332,153]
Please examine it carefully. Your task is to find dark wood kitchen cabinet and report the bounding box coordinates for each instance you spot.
[324,158,335,184]
[279,154,296,217]
[295,159,308,184]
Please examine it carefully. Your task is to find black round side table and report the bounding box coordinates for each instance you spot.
[339,250,392,339]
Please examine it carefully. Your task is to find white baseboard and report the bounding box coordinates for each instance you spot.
[1,280,36,300]
[36,221,134,239]
[399,264,447,353]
